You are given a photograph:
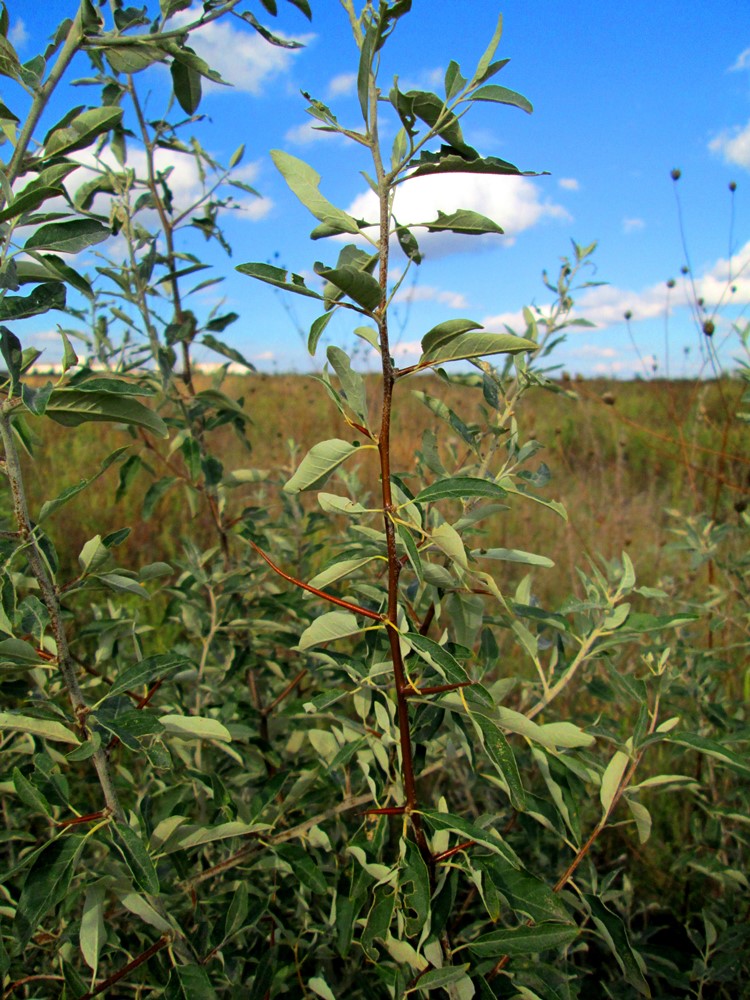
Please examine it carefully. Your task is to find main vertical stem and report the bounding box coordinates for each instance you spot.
[368,80,430,863]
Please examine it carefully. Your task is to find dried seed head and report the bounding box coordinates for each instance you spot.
[729,181,737,192]
[671,168,681,181]
[703,319,715,337]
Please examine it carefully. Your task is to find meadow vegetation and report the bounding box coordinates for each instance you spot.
[0,2,748,999]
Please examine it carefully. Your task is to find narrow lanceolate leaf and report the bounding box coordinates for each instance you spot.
[0,282,65,321]
[407,149,526,180]
[44,106,123,158]
[600,750,629,815]
[45,389,167,437]
[15,836,83,948]
[471,12,504,85]
[415,477,507,504]
[111,824,160,895]
[175,822,268,851]
[171,56,202,114]
[80,884,106,975]
[38,447,128,523]
[307,555,381,590]
[25,219,111,255]
[419,810,519,866]
[417,209,504,236]
[297,611,367,651]
[326,346,369,422]
[419,332,537,366]
[469,84,533,114]
[165,965,218,1000]
[159,715,232,742]
[317,265,382,311]
[472,546,554,568]
[0,712,80,745]
[469,922,579,958]
[666,733,750,776]
[107,653,193,699]
[420,318,483,355]
[271,150,360,235]
[402,633,472,688]
[284,438,361,493]
[584,894,651,996]
[407,967,471,993]
[0,185,62,223]
[470,712,526,810]
[235,261,323,299]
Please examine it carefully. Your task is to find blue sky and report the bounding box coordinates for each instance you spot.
[7,0,750,377]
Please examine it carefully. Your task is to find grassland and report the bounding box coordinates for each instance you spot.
[19,372,749,613]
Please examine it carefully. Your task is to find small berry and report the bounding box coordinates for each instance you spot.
[624,310,632,320]
[667,279,676,289]
[671,168,681,181]
[681,266,689,275]
[729,181,737,192]
[703,320,715,337]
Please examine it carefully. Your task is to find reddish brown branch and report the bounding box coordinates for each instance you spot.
[247,538,384,621]
[77,934,172,1000]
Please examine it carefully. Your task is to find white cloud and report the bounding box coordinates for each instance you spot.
[393,285,469,309]
[558,177,579,191]
[623,217,645,233]
[397,67,445,94]
[253,350,276,361]
[709,120,750,169]
[168,7,312,94]
[730,47,750,72]
[480,307,526,331]
[9,17,28,48]
[345,174,569,258]
[327,72,357,97]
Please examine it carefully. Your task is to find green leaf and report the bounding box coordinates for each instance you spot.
[477,857,571,924]
[469,84,533,114]
[12,767,51,817]
[399,839,430,936]
[25,219,111,254]
[471,13,504,85]
[420,318,483,355]
[472,546,554,568]
[471,712,527,810]
[38,447,128,523]
[271,150,360,235]
[415,477,507,504]
[317,264,382,311]
[45,389,168,437]
[600,750,629,815]
[276,844,328,893]
[584,893,651,996]
[667,733,750,776]
[105,41,166,75]
[298,611,367,650]
[80,884,106,976]
[0,282,65,321]
[402,633,472,688]
[284,438,361,493]
[165,965,218,1000]
[14,835,83,947]
[176,821,268,850]
[171,55,202,114]
[469,922,579,958]
[159,715,232,742]
[307,555,381,590]
[107,653,193,700]
[308,311,334,354]
[420,810,519,865]
[407,149,524,180]
[111,823,160,894]
[0,184,62,223]
[361,883,397,961]
[418,208,504,236]
[407,967,472,993]
[44,106,123,158]
[420,332,537,367]
[235,261,323,299]
[0,712,80,744]
[327,346,369,422]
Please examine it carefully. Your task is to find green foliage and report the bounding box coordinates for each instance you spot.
[0,2,747,999]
